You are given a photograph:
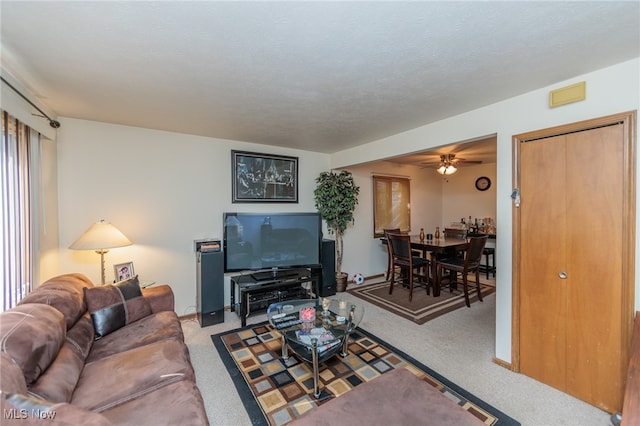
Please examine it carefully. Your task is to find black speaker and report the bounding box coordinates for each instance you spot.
[314,239,336,297]
[196,250,224,327]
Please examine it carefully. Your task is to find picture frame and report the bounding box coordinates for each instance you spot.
[231,150,298,203]
[113,262,135,282]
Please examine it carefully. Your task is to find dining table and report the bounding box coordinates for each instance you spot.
[381,235,469,297]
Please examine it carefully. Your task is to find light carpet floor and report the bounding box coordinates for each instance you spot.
[181,293,611,426]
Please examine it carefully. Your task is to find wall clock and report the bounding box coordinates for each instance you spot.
[475,176,491,191]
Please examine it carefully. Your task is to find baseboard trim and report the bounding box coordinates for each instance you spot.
[179,305,232,321]
[365,273,384,280]
[179,312,197,321]
[492,357,514,371]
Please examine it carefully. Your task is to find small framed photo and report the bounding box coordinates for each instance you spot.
[114,262,135,282]
[231,150,298,203]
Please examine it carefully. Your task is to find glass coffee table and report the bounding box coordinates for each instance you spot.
[267,298,365,399]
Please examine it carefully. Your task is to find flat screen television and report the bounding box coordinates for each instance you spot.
[223,212,322,274]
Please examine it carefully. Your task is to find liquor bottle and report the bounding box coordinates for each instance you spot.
[419,228,425,241]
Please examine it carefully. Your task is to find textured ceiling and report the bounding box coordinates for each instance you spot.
[1,1,639,154]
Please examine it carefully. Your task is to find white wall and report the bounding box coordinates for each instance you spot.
[38,137,60,283]
[331,58,640,364]
[441,163,497,227]
[55,118,330,316]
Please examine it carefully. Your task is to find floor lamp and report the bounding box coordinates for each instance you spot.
[69,220,133,285]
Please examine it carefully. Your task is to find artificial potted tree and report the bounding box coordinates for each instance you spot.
[314,170,360,292]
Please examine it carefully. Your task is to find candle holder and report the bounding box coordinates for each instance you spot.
[321,297,331,316]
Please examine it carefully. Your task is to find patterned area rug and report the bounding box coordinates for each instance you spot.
[347,275,496,324]
[211,322,519,426]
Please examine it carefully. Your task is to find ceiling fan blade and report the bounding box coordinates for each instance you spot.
[454,159,483,164]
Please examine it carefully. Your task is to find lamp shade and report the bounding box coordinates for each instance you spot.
[69,220,132,250]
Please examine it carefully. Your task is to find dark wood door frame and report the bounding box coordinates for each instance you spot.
[511,110,637,372]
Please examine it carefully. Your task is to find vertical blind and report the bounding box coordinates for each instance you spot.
[1,110,37,310]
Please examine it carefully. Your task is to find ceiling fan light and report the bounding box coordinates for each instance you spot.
[436,163,457,175]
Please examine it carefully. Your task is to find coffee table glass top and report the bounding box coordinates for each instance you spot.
[267,298,364,349]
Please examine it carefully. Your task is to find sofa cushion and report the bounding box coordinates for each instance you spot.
[27,315,94,403]
[141,284,175,313]
[0,352,27,394]
[18,273,94,330]
[84,275,152,339]
[87,310,183,363]
[0,304,66,385]
[65,313,95,358]
[100,380,209,426]
[71,339,195,412]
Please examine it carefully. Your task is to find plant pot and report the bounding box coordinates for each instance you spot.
[336,273,348,292]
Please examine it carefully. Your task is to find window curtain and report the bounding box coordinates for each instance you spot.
[373,175,411,237]
[1,110,40,311]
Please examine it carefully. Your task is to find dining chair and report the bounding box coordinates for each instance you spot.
[441,228,468,277]
[436,235,488,307]
[383,228,422,281]
[383,228,401,281]
[387,233,430,302]
[443,228,467,239]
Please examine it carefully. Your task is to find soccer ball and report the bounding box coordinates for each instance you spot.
[352,273,365,285]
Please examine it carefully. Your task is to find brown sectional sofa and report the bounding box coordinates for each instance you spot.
[0,273,209,425]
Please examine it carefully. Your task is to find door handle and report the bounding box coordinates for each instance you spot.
[558,272,568,279]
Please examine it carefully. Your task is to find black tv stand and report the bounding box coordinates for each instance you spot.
[230,268,320,327]
[250,267,301,282]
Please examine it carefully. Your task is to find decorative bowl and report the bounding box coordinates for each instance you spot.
[299,307,316,323]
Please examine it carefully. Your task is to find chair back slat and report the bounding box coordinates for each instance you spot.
[444,228,467,239]
[383,228,401,250]
[383,228,406,281]
[388,233,412,260]
[466,236,488,265]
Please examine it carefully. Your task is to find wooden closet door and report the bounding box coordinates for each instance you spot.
[519,133,568,391]
[519,123,626,412]
[564,124,624,411]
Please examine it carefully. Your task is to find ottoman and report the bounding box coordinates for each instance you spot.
[290,367,485,425]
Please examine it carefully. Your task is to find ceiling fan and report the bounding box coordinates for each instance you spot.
[420,154,482,175]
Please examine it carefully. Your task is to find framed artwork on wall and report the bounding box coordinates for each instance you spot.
[231,150,298,203]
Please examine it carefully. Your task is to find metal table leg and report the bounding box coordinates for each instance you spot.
[281,334,288,360]
[311,338,320,398]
